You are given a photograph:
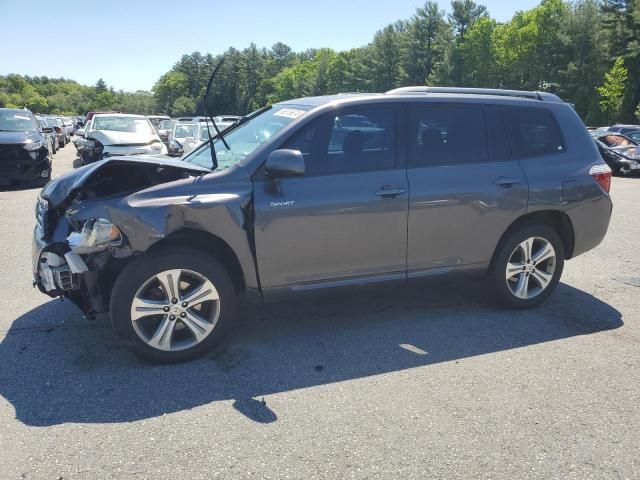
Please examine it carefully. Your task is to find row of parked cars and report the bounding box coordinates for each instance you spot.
[157,116,240,157]
[589,124,640,176]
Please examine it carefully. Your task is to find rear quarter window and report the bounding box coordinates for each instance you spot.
[502,107,565,158]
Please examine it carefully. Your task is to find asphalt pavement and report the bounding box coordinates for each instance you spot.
[0,143,638,479]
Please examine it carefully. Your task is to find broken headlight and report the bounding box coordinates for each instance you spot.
[23,140,45,159]
[67,218,122,254]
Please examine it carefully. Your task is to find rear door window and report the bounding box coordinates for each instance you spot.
[502,108,565,158]
[409,105,488,166]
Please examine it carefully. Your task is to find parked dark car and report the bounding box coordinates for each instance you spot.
[36,116,57,155]
[43,117,67,148]
[32,88,612,363]
[0,108,52,187]
[591,131,640,175]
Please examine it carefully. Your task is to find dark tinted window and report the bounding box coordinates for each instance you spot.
[284,106,396,175]
[502,108,565,158]
[283,122,318,165]
[410,105,488,166]
[485,108,512,161]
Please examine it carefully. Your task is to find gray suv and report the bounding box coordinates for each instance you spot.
[32,87,613,363]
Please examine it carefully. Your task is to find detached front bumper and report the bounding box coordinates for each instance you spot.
[32,198,117,317]
[32,227,87,296]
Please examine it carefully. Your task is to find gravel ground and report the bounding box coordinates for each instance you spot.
[0,143,638,479]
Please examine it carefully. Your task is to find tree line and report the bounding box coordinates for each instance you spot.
[1,0,638,125]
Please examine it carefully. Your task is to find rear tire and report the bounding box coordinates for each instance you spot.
[110,248,237,363]
[490,224,565,309]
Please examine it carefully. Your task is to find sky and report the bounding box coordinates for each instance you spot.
[0,0,541,92]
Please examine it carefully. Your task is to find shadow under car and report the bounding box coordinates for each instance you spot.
[0,279,622,426]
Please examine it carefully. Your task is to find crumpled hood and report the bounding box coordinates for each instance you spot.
[612,146,640,161]
[89,130,160,146]
[41,156,210,208]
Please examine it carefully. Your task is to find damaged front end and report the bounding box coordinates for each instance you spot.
[32,157,211,317]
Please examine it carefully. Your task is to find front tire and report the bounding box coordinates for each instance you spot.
[110,248,237,363]
[490,224,565,309]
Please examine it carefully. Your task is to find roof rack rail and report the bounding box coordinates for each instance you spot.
[385,86,564,103]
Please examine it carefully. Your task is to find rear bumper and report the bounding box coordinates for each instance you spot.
[567,194,613,258]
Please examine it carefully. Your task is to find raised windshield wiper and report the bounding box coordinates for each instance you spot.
[202,57,230,170]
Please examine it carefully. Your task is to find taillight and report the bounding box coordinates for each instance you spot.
[590,164,612,193]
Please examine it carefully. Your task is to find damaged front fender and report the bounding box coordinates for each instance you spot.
[33,157,258,317]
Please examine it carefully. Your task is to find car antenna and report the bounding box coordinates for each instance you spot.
[203,57,231,170]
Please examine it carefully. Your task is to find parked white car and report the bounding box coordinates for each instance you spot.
[182,119,237,155]
[168,122,196,156]
[76,114,168,164]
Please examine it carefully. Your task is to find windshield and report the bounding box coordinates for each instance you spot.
[183,105,311,170]
[174,124,195,138]
[198,124,214,141]
[148,117,168,127]
[92,116,155,135]
[0,111,37,132]
[159,120,176,130]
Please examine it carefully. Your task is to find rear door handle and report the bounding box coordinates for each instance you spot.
[376,186,406,198]
[494,177,521,187]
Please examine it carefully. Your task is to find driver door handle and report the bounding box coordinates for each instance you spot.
[494,176,521,187]
[376,186,406,198]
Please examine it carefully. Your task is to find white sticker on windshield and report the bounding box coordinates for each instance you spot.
[273,108,306,119]
[15,115,31,120]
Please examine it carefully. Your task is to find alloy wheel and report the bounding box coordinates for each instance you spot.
[505,237,557,300]
[130,269,221,352]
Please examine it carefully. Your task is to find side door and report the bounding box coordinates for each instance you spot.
[406,103,529,276]
[253,104,409,289]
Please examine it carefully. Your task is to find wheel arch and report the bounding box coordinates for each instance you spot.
[145,228,247,294]
[490,210,575,270]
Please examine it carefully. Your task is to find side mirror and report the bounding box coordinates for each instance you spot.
[264,149,305,178]
[76,129,85,137]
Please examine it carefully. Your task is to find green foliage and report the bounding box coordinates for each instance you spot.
[598,57,629,122]
[0,74,162,116]
[171,96,197,116]
[1,0,639,125]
